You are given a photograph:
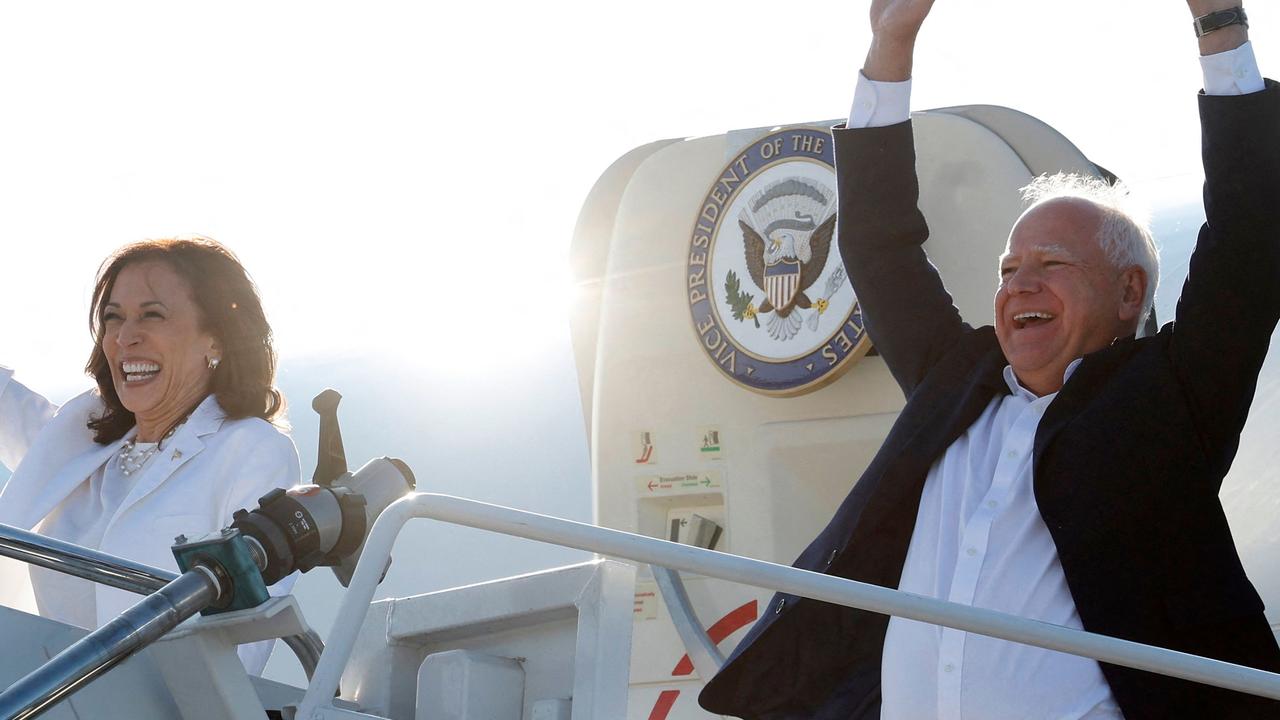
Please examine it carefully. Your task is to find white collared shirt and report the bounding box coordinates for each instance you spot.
[880,360,1125,719]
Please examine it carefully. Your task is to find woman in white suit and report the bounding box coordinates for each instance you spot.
[0,237,300,675]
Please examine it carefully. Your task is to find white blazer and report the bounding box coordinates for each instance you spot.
[0,365,301,673]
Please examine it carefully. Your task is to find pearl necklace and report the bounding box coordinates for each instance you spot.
[117,423,182,477]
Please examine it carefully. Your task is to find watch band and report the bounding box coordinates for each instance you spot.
[1194,7,1248,38]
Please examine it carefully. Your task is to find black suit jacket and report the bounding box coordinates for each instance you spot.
[700,83,1280,719]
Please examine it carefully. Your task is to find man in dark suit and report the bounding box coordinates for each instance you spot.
[699,1,1280,718]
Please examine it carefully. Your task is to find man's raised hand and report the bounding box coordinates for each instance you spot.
[869,0,936,42]
[864,0,937,82]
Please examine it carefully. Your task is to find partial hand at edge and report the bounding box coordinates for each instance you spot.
[863,0,937,82]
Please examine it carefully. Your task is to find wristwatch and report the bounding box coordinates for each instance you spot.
[1194,7,1248,37]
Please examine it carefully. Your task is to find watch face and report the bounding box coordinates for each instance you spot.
[1196,9,1246,37]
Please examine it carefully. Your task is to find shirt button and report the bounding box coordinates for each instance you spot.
[987,500,998,509]
[943,663,955,673]
[775,598,787,614]
[1006,450,1018,459]
[966,547,977,556]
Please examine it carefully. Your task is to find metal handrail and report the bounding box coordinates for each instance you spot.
[0,523,324,679]
[0,522,178,594]
[651,565,724,679]
[0,569,219,720]
[294,492,1280,719]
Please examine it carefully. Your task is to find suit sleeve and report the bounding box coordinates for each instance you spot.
[833,121,969,396]
[0,367,59,473]
[219,426,303,676]
[1170,81,1280,469]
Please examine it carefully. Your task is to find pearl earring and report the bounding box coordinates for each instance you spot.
[208,357,221,370]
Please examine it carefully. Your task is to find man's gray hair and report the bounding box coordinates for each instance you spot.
[1020,172,1160,328]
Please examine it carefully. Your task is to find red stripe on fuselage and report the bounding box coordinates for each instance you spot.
[646,599,760,720]
[648,690,681,720]
[671,600,759,676]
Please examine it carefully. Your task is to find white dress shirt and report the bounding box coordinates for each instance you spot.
[881,362,1121,720]
[849,43,1265,720]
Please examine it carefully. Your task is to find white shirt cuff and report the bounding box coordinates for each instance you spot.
[1200,41,1264,95]
[848,71,912,128]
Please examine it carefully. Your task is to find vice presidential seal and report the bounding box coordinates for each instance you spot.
[687,127,871,396]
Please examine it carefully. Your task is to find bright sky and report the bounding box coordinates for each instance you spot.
[0,1,1273,395]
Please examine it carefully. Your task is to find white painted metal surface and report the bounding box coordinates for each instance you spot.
[333,559,635,720]
[416,650,523,720]
[152,597,315,720]
[530,699,571,720]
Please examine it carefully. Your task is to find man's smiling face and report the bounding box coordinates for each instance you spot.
[994,197,1146,396]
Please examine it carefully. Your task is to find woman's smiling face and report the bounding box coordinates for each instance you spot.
[101,260,219,435]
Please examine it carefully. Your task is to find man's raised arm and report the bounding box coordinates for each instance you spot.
[1168,1,1279,465]
[836,0,971,396]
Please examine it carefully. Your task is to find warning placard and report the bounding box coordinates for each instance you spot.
[636,470,724,497]
[634,580,659,621]
[698,426,723,460]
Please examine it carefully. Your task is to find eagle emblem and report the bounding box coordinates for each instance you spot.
[734,178,843,340]
[686,126,869,396]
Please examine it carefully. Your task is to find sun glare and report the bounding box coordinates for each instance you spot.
[256,228,578,380]
[385,242,577,377]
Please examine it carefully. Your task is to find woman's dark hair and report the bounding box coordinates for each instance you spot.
[85,237,285,443]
